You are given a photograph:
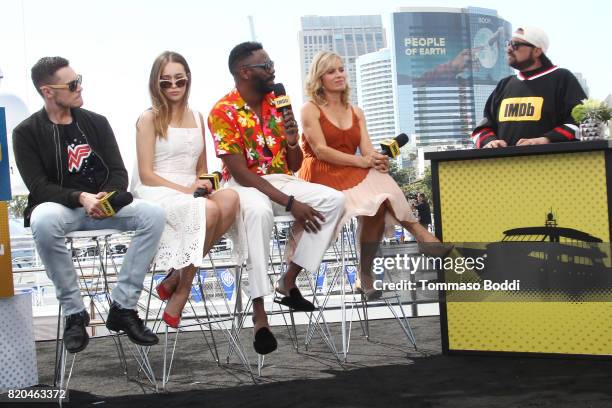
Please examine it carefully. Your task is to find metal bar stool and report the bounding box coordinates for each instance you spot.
[225,261,307,378]
[305,218,418,362]
[54,229,157,402]
[225,215,341,377]
[269,216,338,358]
[142,252,255,389]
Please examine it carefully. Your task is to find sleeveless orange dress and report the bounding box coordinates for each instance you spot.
[299,104,417,231]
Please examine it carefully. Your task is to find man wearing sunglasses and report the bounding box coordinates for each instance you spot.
[471,26,586,148]
[12,57,165,353]
[208,42,345,355]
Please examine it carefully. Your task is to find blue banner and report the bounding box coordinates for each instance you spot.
[394,228,404,242]
[216,268,235,301]
[190,271,207,303]
[316,262,327,291]
[154,269,234,302]
[152,273,164,287]
[0,108,11,201]
[345,265,357,285]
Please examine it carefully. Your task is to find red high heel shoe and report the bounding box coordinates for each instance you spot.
[162,311,180,328]
[156,269,176,300]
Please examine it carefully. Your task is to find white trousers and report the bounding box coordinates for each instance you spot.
[227,174,345,299]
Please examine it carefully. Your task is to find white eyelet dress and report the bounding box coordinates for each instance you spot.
[132,110,246,269]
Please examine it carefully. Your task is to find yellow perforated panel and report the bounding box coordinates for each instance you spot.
[0,202,14,297]
[447,302,612,354]
[438,151,612,355]
[439,152,609,243]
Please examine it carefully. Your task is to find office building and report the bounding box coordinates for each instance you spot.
[299,15,386,105]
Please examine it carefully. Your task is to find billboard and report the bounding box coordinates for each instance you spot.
[467,12,513,85]
[393,11,511,87]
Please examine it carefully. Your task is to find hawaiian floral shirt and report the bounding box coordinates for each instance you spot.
[208,88,291,181]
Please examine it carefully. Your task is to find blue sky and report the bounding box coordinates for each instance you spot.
[1,0,610,189]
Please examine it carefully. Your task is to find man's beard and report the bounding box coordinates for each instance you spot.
[254,76,274,94]
[56,94,83,109]
[509,54,536,71]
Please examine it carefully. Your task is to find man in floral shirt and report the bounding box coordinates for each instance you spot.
[208,42,345,355]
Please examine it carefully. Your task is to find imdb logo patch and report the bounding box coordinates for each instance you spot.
[499,97,543,122]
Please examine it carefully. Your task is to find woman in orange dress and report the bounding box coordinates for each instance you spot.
[299,51,442,300]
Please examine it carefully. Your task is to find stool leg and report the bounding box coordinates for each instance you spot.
[197,266,220,364]
[257,354,264,377]
[186,298,219,365]
[53,304,62,387]
[384,296,417,349]
[205,262,255,383]
[363,298,371,340]
[162,325,180,390]
[53,295,76,399]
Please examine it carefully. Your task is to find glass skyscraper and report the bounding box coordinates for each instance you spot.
[299,15,386,106]
[356,48,396,147]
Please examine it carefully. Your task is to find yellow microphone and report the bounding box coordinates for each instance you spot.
[194,172,221,198]
[272,83,292,112]
[380,133,409,159]
[199,172,220,190]
[99,191,133,216]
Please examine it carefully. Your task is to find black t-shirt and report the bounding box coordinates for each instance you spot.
[59,121,106,193]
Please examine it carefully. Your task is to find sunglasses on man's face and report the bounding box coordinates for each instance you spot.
[159,77,189,89]
[507,41,535,51]
[242,60,275,72]
[45,74,82,92]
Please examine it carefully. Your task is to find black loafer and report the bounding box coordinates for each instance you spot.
[278,288,316,312]
[106,301,159,346]
[64,310,90,353]
[253,327,278,355]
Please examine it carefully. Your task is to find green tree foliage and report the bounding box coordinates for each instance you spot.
[404,166,433,206]
[389,162,435,211]
[420,166,433,200]
[8,195,28,218]
[388,160,415,188]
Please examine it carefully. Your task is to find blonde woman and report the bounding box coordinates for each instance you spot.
[132,51,239,327]
[299,51,442,299]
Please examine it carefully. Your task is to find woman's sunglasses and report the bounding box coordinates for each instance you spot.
[159,77,189,89]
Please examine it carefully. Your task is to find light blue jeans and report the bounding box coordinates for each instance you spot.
[30,199,165,315]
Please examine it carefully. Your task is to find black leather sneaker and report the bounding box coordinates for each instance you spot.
[64,310,90,353]
[106,301,158,346]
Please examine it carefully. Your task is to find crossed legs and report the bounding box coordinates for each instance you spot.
[160,190,240,323]
[357,200,441,292]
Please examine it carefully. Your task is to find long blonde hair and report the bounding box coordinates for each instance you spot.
[305,51,350,107]
[148,51,191,139]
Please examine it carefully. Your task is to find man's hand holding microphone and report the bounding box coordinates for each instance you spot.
[80,190,133,219]
[273,82,325,233]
